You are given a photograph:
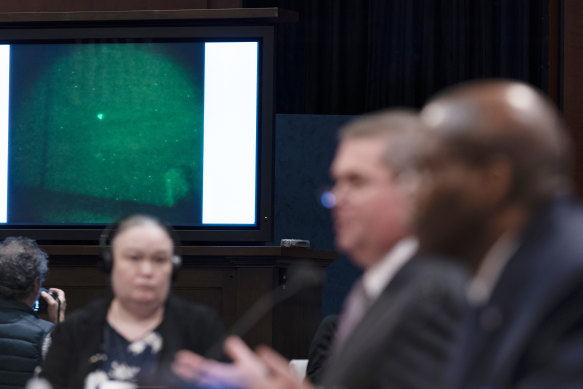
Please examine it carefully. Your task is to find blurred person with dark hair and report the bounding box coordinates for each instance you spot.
[39,214,224,389]
[0,236,66,388]
[415,80,583,388]
[173,110,468,389]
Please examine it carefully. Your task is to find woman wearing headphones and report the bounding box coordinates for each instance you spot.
[39,214,224,389]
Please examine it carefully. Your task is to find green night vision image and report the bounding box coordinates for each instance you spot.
[8,42,205,225]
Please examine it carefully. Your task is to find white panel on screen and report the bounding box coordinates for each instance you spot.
[203,42,258,225]
[0,45,10,223]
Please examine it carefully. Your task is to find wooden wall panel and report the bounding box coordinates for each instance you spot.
[548,0,561,104]
[563,0,583,195]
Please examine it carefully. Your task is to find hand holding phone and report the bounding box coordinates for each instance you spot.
[35,288,55,314]
[37,287,66,324]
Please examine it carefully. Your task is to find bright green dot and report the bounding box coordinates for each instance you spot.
[97,113,104,120]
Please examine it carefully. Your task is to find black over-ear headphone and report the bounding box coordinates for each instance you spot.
[99,214,182,280]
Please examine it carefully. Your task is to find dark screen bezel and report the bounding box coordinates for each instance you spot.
[0,24,274,245]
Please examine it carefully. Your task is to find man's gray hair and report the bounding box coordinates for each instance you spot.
[339,109,427,175]
[0,236,48,300]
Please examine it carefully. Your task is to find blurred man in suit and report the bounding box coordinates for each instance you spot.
[173,110,468,389]
[415,80,583,388]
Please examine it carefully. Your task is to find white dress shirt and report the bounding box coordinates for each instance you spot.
[332,237,418,353]
[362,237,419,302]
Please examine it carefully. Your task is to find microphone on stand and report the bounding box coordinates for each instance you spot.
[204,264,326,360]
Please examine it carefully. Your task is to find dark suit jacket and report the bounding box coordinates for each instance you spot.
[306,314,338,384]
[450,194,583,389]
[320,256,468,389]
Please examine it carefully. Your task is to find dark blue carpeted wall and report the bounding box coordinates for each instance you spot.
[272,114,361,317]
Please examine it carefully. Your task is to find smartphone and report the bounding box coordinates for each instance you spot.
[34,288,58,314]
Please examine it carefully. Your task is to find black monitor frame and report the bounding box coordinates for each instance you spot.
[0,17,275,245]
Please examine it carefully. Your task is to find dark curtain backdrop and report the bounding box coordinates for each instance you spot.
[244,0,549,114]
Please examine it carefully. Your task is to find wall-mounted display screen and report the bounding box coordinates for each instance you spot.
[0,24,274,243]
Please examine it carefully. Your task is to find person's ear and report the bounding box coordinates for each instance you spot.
[33,276,41,295]
[24,277,42,308]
